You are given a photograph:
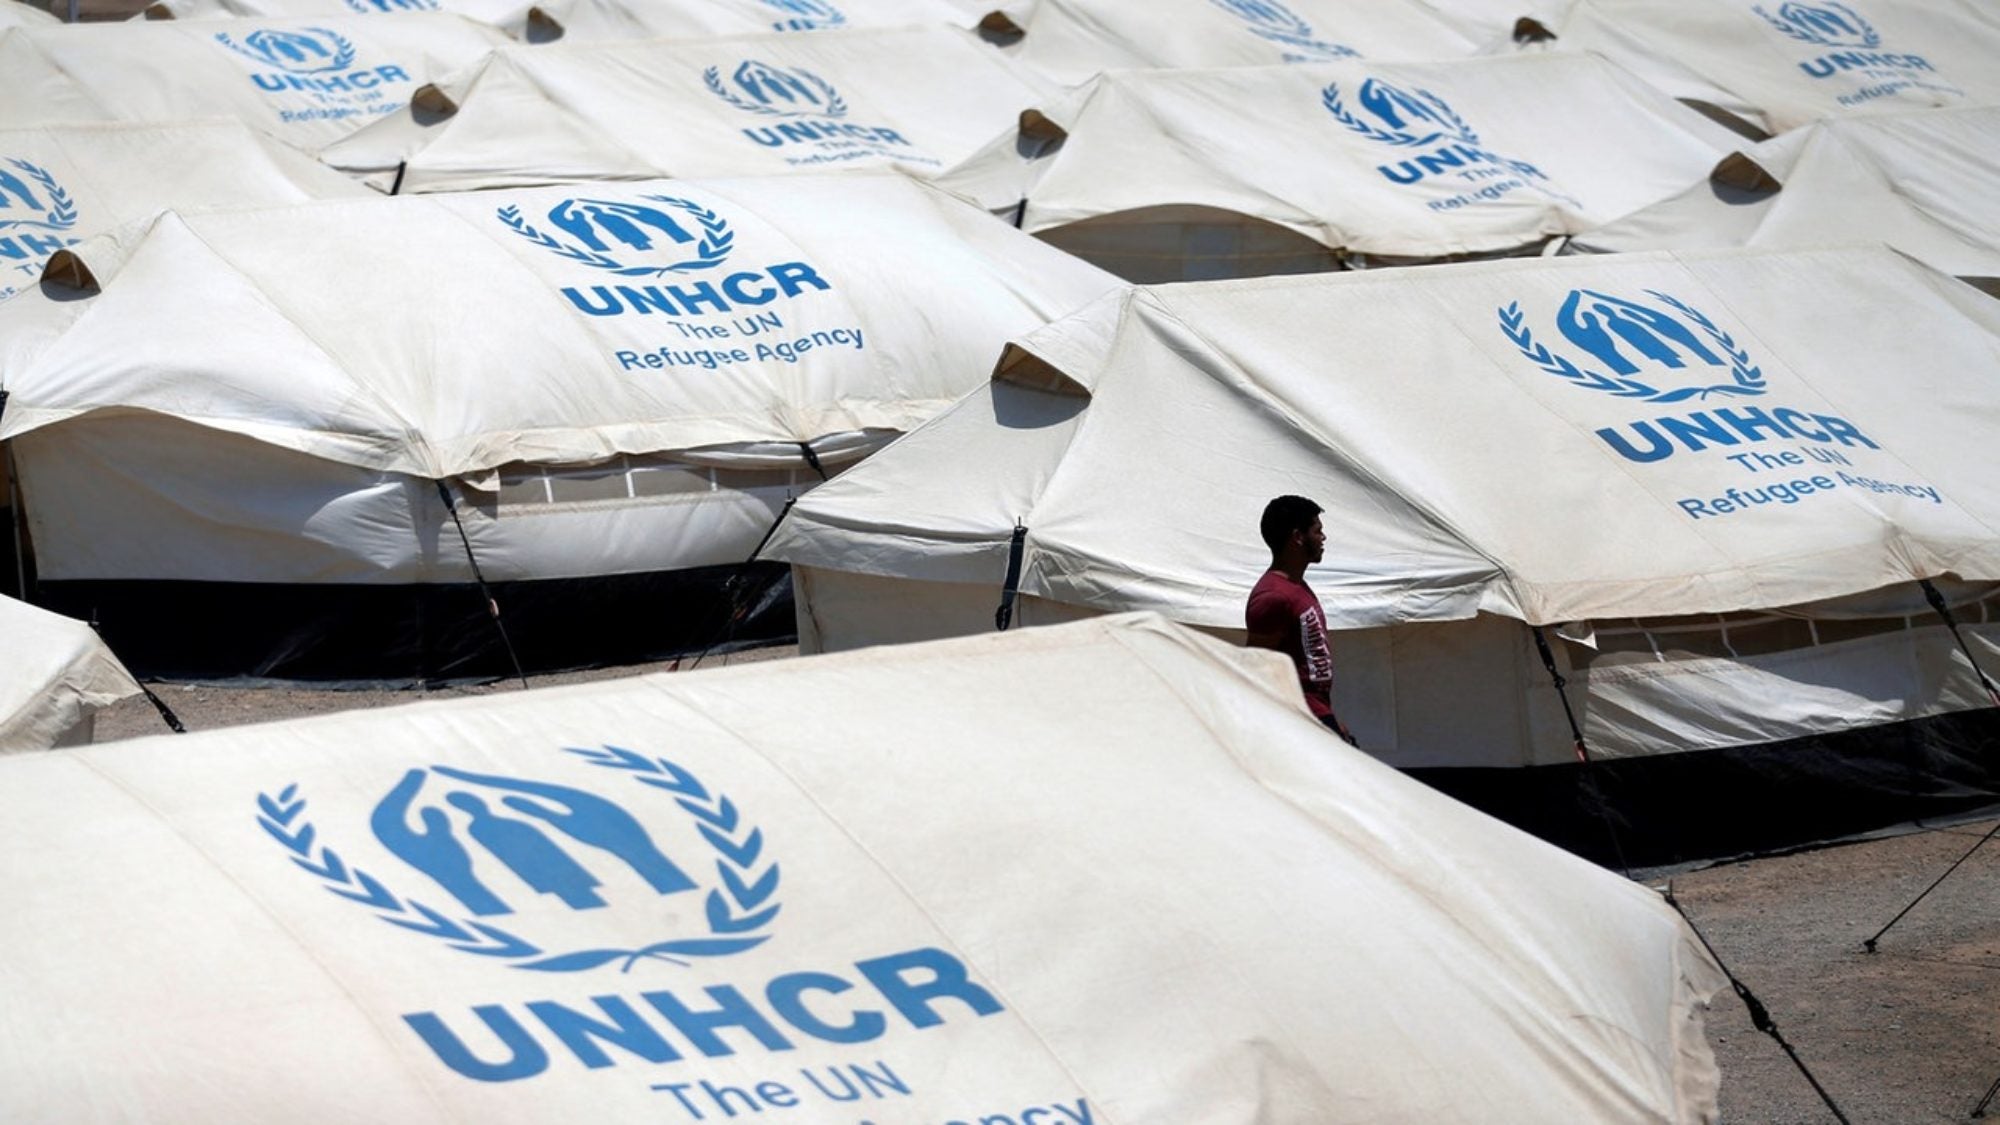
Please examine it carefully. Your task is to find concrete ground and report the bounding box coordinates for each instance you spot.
[94,663,2000,1123]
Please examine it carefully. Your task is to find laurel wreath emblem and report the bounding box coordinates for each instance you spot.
[1497,291,1766,404]
[1751,2,1880,48]
[215,28,358,72]
[257,746,780,973]
[497,195,733,277]
[1322,83,1478,148]
[764,0,846,30]
[701,65,848,119]
[0,159,77,232]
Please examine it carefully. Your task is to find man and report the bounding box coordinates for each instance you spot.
[1246,495,1356,745]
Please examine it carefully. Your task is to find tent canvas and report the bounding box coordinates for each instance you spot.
[0,613,1725,1121]
[1574,105,2000,293]
[323,25,1053,190]
[1531,0,2000,136]
[0,13,510,152]
[0,594,139,753]
[769,245,2000,862]
[142,0,984,44]
[985,0,1480,86]
[0,173,1117,679]
[936,53,1746,281]
[0,119,372,303]
[0,0,55,26]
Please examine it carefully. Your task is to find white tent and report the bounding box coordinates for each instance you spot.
[0,0,55,27]
[1532,0,2000,136]
[322,25,1052,190]
[937,53,1745,282]
[985,0,1481,86]
[1575,105,2000,294]
[0,13,510,152]
[0,119,371,303]
[769,245,2000,862]
[0,613,1727,1121]
[0,595,139,753]
[0,173,1117,680]
[142,0,982,44]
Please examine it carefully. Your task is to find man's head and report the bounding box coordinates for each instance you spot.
[1260,494,1325,565]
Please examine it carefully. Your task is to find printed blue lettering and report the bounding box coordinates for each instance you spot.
[562,286,623,316]
[768,262,828,297]
[1658,412,1740,452]
[1595,421,1675,463]
[642,985,795,1056]
[404,1006,550,1082]
[766,972,887,1043]
[855,947,1004,1029]
[527,996,680,1068]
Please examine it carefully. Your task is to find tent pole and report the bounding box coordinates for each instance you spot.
[433,479,529,689]
[1529,624,1631,875]
[1918,578,2000,706]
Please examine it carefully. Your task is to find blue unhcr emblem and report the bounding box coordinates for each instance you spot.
[1323,77,1478,148]
[258,746,781,972]
[498,195,733,276]
[1498,290,1766,403]
[214,27,358,72]
[1753,1,1880,47]
[762,0,846,31]
[0,159,77,232]
[344,0,438,10]
[1207,0,1359,59]
[703,60,848,118]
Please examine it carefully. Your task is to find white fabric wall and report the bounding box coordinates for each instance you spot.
[16,413,813,583]
[794,567,2000,767]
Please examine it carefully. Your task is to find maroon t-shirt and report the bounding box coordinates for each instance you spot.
[1246,569,1335,717]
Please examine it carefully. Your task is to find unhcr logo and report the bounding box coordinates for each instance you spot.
[1208,0,1359,60]
[703,60,848,118]
[1325,77,1570,207]
[262,747,1010,1088]
[499,195,733,277]
[1499,289,1765,405]
[346,0,439,8]
[259,747,779,972]
[215,26,358,72]
[1753,0,1880,47]
[0,159,77,233]
[1324,78,1476,148]
[497,192,834,319]
[763,0,846,31]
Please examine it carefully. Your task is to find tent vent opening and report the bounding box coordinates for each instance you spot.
[1711,152,1784,196]
[1512,17,1555,43]
[1677,100,1772,144]
[525,6,566,43]
[39,251,98,294]
[977,10,1025,45]
[411,84,460,121]
[491,454,833,510]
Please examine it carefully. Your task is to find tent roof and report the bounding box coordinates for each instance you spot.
[324,24,1051,189]
[1536,0,2000,136]
[0,13,509,151]
[772,245,2000,627]
[937,53,1744,260]
[142,0,984,44]
[0,173,1117,479]
[1576,105,2000,288]
[0,595,139,754]
[990,0,1480,85]
[0,612,1723,1121]
[0,0,55,27]
[0,119,371,302]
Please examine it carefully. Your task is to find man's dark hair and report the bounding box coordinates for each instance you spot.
[1260,494,1323,554]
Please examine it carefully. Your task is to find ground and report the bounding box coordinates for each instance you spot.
[93,660,2000,1123]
